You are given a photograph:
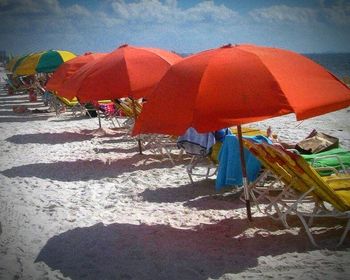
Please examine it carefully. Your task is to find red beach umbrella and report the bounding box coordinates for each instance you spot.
[69,44,182,102]
[133,43,350,220]
[46,52,107,99]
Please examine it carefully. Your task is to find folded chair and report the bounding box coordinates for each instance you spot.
[246,139,350,247]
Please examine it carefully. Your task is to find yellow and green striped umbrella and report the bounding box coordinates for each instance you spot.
[14,50,76,75]
[8,53,32,73]
[6,56,19,72]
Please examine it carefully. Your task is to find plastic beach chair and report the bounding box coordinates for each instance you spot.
[302,148,350,176]
[242,139,311,222]
[183,127,267,185]
[114,98,142,128]
[114,99,182,163]
[4,75,28,94]
[246,140,350,247]
[49,95,88,117]
[176,127,217,183]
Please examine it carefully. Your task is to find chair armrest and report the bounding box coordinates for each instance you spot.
[311,155,348,173]
[314,166,339,175]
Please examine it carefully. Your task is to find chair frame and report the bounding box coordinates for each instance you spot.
[243,139,350,247]
[186,155,218,184]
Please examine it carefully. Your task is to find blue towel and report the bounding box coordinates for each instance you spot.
[177,127,216,156]
[215,135,272,191]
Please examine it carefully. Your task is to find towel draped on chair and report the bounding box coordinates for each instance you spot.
[177,127,216,156]
[215,135,272,191]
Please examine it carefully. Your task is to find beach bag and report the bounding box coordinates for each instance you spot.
[296,129,339,154]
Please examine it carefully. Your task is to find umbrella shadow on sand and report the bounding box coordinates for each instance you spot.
[0,95,28,102]
[35,219,348,280]
[95,146,141,154]
[141,179,246,209]
[1,155,177,181]
[141,179,219,203]
[0,109,52,121]
[6,132,95,144]
[5,128,129,145]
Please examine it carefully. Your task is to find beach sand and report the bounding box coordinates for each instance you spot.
[0,67,349,279]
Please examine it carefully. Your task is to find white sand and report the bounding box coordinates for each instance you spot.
[0,67,349,280]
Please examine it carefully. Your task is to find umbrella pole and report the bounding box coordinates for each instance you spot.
[97,108,102,128]
[237,125,252,221]
[131,98,143,154]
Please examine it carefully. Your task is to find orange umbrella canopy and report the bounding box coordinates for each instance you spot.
[55,53,107,100]
[133,44,350,136]
[67,44,182,103]
[46,52,106,93]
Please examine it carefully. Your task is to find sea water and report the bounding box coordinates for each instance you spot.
[305,53,350,79]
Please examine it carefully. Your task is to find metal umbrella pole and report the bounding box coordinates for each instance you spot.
[237,124,252,221]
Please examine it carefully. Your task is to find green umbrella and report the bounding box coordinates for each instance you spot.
[14,50,76,75]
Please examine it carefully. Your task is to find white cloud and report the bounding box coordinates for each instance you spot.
[96,12,123,28]
[111,0,175,23]
[0,1,97,33]
[249,2,350,27]
[67,4,91,17]
[1,0,349,55]
[0,0,9,7]
[0,0,62,15]
[110,0,239,24]
[249,5,318,24]
[183,1,239,22]
[320,0,350,25]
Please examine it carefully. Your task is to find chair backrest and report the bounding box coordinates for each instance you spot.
[115,98,142,118]
[231,127,266,136]
[261,142,350,212]
[242,138,307,193]
[98,102,116,117]
[56,95,79,107]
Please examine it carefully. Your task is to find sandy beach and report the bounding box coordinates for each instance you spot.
[0,66,349,279]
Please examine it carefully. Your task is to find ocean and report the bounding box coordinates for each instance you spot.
[304,53,350,79]
[180,52,350,80]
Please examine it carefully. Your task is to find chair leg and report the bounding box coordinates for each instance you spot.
[187,167,195,185]
[337,218,350,247]
[307,203,319,227]
[164,147,176,166]
[296,212,320,248]
[110,118,116,127]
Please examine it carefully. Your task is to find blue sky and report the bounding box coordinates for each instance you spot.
[1,0,350,56]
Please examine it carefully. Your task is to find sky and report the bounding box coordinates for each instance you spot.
[1,0,350,56]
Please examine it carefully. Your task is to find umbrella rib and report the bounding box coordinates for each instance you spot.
[191,55,216,128]
[121,51,133,98]
[237,48,294,113]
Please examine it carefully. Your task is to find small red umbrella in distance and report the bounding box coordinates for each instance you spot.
[46,52,107,100]
[73,44,182,103]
